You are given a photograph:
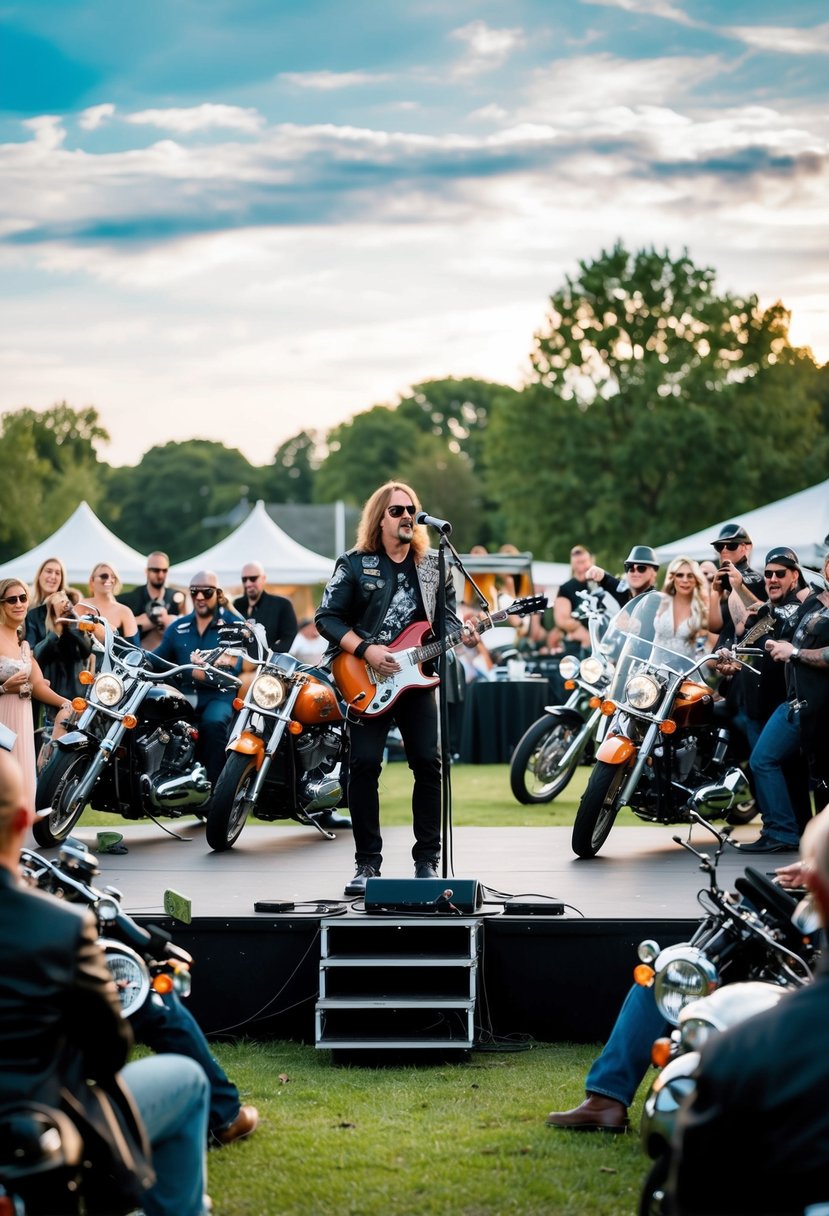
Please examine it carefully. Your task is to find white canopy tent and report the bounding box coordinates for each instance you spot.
[656,480,829,571]
[168,499,334,590]
[0,501,148,587]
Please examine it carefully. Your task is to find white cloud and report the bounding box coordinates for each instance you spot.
[125,104,265,133]
[580,0,698,26]
[278,70,391,90]
[726,22,829,54]
[79,103,116,131]
[20,116,65,150]
[449,20,526,76]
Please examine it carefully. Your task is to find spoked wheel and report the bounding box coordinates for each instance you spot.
[571,760,629,858]
[509,713,587,804]
[205,753,257,852]
[33,751,93,847]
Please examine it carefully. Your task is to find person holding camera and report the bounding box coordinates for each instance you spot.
[119,551,187,651]
[706,523,766,649]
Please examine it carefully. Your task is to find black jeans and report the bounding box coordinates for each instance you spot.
[347,687,441,867]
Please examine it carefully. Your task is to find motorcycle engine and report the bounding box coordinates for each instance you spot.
[136,722,197,777]
[673,736,699,782]
[294,725,342,775]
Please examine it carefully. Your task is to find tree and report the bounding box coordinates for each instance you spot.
[102,440,264,562]
[260,430,319,504]
[312,406,422,506]
[485,244,828,564]
[0,403,110,561]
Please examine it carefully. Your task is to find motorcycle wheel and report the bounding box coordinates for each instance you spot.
[726,799,758,826]
[205,753,257,852]
[639,1155,670,1216]
[509,714,586,804]
[571,760,628,858]
[33,751,93,847]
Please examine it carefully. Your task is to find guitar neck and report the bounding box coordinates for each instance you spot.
[412,610,504,665]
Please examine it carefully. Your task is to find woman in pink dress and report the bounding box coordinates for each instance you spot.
[0,577,73,811]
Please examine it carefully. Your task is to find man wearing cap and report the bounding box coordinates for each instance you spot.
[585,545,660,607]
[707,524,766,649]
[739,549,829,853]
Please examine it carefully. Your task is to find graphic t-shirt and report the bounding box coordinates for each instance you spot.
[375,551,425,645]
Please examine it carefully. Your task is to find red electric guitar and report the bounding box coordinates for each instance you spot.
[332,595,547,717]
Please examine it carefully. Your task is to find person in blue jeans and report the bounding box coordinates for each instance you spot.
[742,552,829,854]
[132,989,258,1146]
[0,749,211,1216]
[545,855,812,1133]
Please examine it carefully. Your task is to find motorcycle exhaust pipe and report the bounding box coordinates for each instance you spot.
[141,765,212,810]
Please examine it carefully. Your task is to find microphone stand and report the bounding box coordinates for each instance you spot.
[434,534,491,879]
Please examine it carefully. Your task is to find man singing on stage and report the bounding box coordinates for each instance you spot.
[316,481,479,896]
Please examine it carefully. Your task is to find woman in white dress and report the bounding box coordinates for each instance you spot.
[653,556,710,658]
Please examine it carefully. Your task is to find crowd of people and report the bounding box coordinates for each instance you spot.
[2,498,828,1213]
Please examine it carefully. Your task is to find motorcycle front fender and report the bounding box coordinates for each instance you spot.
[54,730,93,752]
[640,1051,700,1160]
[595,734,637,765]
[227,731,266,769]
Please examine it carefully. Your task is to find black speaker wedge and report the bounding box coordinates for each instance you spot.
[364,877,482,914]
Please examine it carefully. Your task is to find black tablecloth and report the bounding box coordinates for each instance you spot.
[458,678,551,764]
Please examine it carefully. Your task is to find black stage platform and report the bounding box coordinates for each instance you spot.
[47,818,794,1046]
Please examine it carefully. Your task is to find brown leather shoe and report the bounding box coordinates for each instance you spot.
[545,1093,628,1133]
[214,1105,259,1145]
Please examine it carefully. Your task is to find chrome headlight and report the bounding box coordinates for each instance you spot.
[101,940,150,1018]
[558,655,581,681]
[625,673,662,710]
[251,673,287,711]
[654,946,719,1025]
[679,1018,717,1053]
[580,656,604,686]
[93,673,125,707]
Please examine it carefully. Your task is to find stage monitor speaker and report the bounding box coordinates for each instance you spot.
[364,877,482,914]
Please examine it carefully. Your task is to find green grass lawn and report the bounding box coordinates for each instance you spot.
[84,760,649,1212]
[198,1039,648,1216]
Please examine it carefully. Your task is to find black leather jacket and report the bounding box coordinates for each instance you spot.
[315,548,462,654]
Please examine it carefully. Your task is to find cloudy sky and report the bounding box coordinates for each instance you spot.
[1,0,827,468]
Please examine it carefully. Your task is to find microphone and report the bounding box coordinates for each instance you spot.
[415,511,452,536]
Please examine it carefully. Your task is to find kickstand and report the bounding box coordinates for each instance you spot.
[146,814,193,842]
[294,810,335,840]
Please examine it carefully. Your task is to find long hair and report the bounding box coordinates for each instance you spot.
[30,556,68,608]
[0,577,28,632]
[89,562,122,595]
[662,556,708,642]
[354,481,428,561]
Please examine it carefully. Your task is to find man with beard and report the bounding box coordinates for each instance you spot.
[232,562,297,654]
[316,482,480,896]
[153,570,242,787]
[707,523,766,648]
[118,551,187,651]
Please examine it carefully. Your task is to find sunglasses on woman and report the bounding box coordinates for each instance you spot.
[2,592,28,605]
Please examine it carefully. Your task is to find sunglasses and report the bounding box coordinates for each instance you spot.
[147,566,169,574]
[713,541,743,552]
[241,575,261,583]
[95,573,115,582]
[2,593,28,605]
[764,568,790,580]
[624,563,653,574]
[190,586,217,599]
[672,572,695,579]
[387,504,417,518]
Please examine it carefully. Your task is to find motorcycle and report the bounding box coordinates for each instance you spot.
[510,588,613,804]
[20,838,193,1019]
[33,611,230,848]
[205,619,350,851]
[571,589,756,858]
[636,818,818,1215]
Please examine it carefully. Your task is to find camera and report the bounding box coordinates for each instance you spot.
[720,573,731,592]
[147,601,165,625]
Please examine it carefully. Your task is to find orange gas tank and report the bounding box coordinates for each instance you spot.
[294,675,344,725]
[672,679,713,727]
